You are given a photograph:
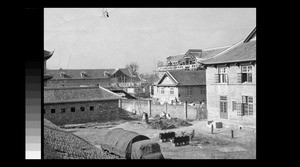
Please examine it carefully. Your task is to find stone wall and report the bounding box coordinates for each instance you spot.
[44,99,119,125]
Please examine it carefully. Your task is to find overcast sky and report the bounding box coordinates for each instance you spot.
[44,8,256,74]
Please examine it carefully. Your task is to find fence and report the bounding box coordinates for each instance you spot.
[120,99,207,120]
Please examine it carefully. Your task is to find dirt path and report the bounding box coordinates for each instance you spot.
[63,120,256,159]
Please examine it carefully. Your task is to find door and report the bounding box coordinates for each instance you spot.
[220,96,228,119]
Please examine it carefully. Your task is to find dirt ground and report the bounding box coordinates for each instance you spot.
[62,113,256,159]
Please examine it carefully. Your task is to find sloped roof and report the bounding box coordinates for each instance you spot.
[167,54,185,62]
[44,86,119,103]
[201,40,256,65]
[158,70,206,86]
[196,46,231,60]
[166,46,231,63]
[47,68,133,79]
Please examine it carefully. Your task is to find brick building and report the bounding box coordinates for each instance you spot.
[202,27,256,128]
[153,70,206,104]
[44,85,121,125]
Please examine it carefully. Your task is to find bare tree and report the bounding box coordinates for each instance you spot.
[126,62,139,76]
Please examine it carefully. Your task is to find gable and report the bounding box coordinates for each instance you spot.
[158,75,176,86]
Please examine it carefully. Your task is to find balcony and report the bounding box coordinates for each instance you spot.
[157,64,199,71]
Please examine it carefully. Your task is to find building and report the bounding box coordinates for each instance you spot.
[157,46,231,78]
[45,68,141,89]
[153,70,206,104]
[202,27,256,128]
[44,85,121,125]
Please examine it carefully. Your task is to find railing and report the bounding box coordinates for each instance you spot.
[111,82,142,88]
[157,64,199,71]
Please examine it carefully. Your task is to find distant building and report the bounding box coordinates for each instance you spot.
[44,85,121,125]
[157,46,231,78]
[202,27,256,128]
[45,68,141,89]
[153,70,206,104]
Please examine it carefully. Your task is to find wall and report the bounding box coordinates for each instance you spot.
[153,85,206,104]
[206,64,256,127]
[178,86,206,103]
[44,99,119,126]
[121,99,204,120]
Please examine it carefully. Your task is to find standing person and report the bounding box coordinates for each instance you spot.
[199,101,205,120]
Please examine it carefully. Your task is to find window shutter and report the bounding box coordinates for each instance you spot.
[249,104,253,115]
[215,74,220,83]
[225,74,229,83]
[248,73,252,82]
[243,103,248,115]
[236,103,243,116]
[237,73,242,83]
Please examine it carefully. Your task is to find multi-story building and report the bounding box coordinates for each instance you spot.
[157,46,231,78]
[153,70,206,104]
[202,27,256,128]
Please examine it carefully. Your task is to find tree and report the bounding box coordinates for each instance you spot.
[126,62,139,76]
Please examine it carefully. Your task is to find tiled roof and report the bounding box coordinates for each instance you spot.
[201,40,256,65]
[197,46,231,60]
[162,70,206,86]
[44,50,54,60]
[47,68,132,79]
[167,54,185,62]
[44,86,120,103]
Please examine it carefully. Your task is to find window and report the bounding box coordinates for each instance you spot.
[161,87,164,94]
[170,88,174,94]
[80,107,85,111]
[61,108,66,113]
[215,67,228,83]
[51,109,55,114]
[43,109,45,114]
[187,87,193,96]
[238,66,253,83]
[71,107,75,112]
[242,96,254,116]
[232,101,237,111]
[90,106,94,111]
[220,96,228,119]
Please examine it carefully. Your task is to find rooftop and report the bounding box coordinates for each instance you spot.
[44,86,120,103]
[157,70,206,86]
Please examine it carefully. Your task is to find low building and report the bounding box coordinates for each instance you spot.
[202,27,256,128]
[45,68,141,89]
[43,85,121,125]
[153,70,206,104]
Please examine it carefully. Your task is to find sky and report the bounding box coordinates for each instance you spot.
[44,8,256,74]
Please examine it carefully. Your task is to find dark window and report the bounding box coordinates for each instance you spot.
[51,109,55,114]
[240,66,253,83]
[71,107,75,112]
[242,96,254,116]
[90,106,94,111]
[61,108,66,113]
[80,107,85,111]
[187,87,193,96]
